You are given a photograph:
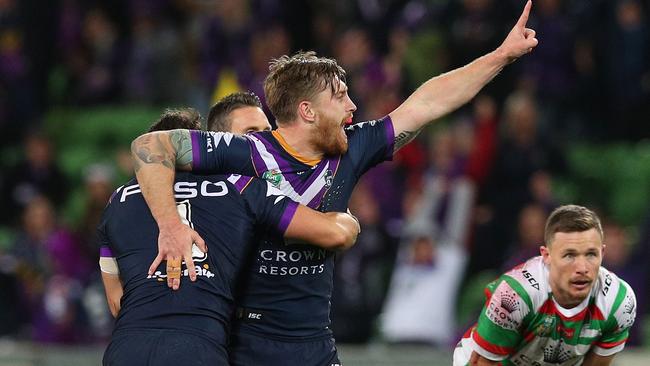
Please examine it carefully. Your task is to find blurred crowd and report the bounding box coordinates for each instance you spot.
[0,0,649,348]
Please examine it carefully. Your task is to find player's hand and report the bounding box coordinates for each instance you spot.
[346,208,361,235]
[148,219,207,290]
[497,0,538,63]
[470,351,500,366]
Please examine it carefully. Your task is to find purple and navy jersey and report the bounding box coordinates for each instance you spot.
[190,116,395,338]
[97,172,297,347]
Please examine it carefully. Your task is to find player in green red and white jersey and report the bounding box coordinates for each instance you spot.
[454,205,636,366]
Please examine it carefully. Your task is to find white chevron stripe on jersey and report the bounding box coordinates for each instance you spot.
[207,131,234,149]
[248,135,329,206]
[227,174,242,184]
[299,160,331,205]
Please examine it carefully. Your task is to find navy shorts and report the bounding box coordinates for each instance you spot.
[229,330,342,366]
[103,329,227,366]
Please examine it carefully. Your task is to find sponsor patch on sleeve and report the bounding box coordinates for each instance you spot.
[485,281,530,331]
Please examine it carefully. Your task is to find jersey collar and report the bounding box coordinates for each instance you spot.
[272,130,322,167]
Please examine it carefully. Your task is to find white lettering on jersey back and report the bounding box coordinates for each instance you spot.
[176,200,208,263]
[201,181,228,196]
[175,181,197,198]
[174,181,229,198]
[120,184,142,202]
[119,180,230,202]
[486,281,530,331]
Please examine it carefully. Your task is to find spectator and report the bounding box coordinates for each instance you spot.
[123,3,187,104]
[603,0,650,140]
[602,219,647,346]
[69,8,124,104]
[1,132,69,226]
[331,179,395,343]
[11,196,92,343]
[75,163,115,257]
[502,202,547,270]
[470,91,564,273]
[380,129,474,345]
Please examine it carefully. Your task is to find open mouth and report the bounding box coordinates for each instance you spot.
[570,279,591,291]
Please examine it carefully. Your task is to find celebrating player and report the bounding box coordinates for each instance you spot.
[99,108,359,365]
[130,2,538,364]
[206,91,272,134]
[453,205,636,366]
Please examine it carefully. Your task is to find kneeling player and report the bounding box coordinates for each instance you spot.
[454,205,636,366]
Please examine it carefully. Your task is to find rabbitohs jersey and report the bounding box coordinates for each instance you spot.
[190,116,394,338]
[454,256,636,366]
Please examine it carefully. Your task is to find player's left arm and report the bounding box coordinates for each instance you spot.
[97,208,123,318]
[101,271,123,318]
[243,180,360,250]
[285,207,360,250]
[582,352,615,366]
[592,280,637,357]
[388,0,538,152]
[469,278,532,362]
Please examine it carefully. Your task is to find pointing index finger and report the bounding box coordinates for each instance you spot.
[517,0,532,28]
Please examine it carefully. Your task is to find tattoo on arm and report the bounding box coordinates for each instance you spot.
[132,130,193,173]
[169,130,193,167]
[394,129,422,152]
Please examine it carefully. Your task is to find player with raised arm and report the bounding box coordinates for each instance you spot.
[130,2,538,365]
[99,108,359,365]
[453,205,637,366]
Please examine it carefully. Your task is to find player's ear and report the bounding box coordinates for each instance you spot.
[540,245,550,264]
[298,101,315,123]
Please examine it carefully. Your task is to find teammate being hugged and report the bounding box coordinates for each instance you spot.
[454,205,637,366]
[99,108,359,366]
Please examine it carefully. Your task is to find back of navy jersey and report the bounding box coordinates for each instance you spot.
[190,116,395,338]
[97,172,297,346]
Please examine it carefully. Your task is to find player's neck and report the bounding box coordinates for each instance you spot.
[275,124,324,162]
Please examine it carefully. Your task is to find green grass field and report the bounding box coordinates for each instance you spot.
[0,342,647,365]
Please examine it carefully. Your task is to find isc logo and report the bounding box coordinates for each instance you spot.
[248,312,262,320]
[118,180,229,202]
